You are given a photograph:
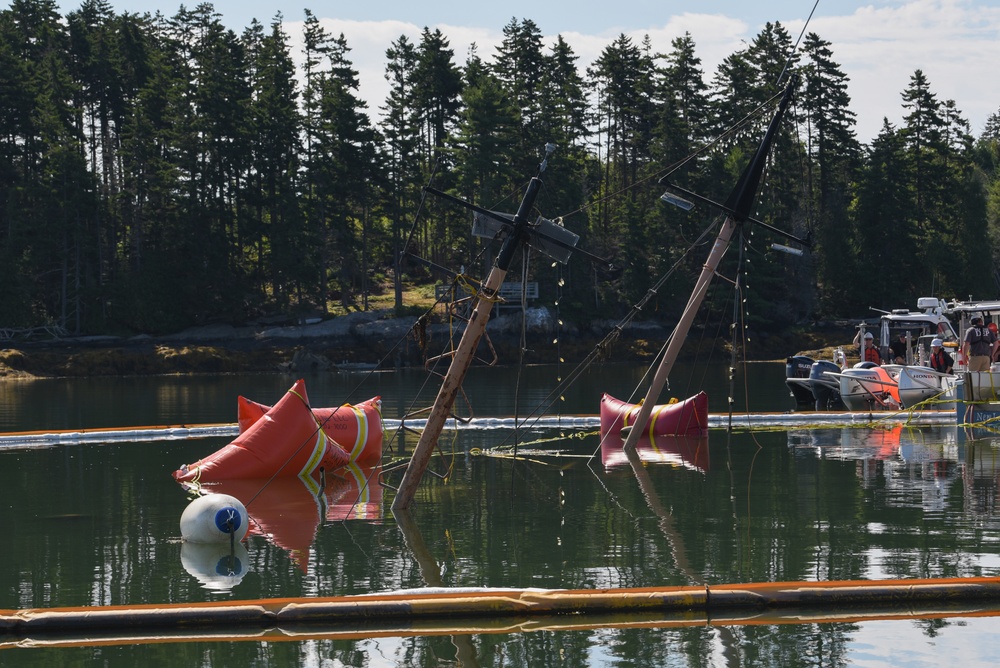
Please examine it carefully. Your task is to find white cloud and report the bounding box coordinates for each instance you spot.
[788,0,1000,138]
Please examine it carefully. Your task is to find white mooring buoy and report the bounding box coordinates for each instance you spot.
[179,493,250,543]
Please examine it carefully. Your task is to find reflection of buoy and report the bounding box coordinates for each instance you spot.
[180,541,250,592]
[180,494,249,543]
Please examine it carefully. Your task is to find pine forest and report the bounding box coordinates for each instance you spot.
[3,0,1000,339]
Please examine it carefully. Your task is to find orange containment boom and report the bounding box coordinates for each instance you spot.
[5,577,1000,643]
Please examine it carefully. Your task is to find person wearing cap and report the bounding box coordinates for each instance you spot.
[890,332,910,364]
[928,338,953,374]
[962,316,997,372]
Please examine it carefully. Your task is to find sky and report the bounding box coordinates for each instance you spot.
[53,0,1000,143]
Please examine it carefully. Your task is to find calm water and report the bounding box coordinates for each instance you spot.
[3,362,1000,666]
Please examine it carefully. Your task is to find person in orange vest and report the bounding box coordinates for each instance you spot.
[928,338,953,374]
[859,331,881,364]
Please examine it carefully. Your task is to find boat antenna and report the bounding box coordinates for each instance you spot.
[620,77,798,452]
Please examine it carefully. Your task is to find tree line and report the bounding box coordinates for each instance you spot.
[3,0,999,338]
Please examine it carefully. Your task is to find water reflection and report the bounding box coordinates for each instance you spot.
[8,367,1000,666]
[179,464,383,577]
[600,432,710,472]
[179,541,250,593]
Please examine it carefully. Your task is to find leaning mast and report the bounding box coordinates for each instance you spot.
[621,77,799,450]
[392,145,575,512]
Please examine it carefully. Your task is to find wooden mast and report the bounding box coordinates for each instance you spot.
[621,78,797,450]
[392,160,548,513]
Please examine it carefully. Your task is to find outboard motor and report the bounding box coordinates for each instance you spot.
[808,360,843,410]
[785,355,816,405]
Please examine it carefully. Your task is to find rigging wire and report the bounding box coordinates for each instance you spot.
[779,0,822,86]
[340,36,811,508]
[468,214,727,462]
[510,248,531,485]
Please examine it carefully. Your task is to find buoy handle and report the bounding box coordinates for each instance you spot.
[214,507,242,534]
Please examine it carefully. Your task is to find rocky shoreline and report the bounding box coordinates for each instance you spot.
[0,307,845,379]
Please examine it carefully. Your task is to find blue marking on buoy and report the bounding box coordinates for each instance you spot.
[215,556,244,577]
[214,507,242,534]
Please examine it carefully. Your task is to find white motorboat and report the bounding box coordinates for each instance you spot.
[896,365,956,410]
[785,298,960,411]
[827,363,901,412]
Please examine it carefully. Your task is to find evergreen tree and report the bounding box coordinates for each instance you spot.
[587,34,658,310]
[411,27,463,267]
[853,120,913,303]
[298,9,327,306]
[412,28,462,165]
[113,14,185,331]
[707,23,804,329]
[801,32,861,316]
[247,16,303,312]
[491,17,545,176]
[897,70,985,299]
[0,0,94,331]
[651,31,715,304]
[660,32,713,161]
[533,35,595,320]
[379,34,423,308]
[310,33,381,310]
[452,48,520,269]
[977,108,1000,278]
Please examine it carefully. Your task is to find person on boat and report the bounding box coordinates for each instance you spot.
[854,331,881,364]
[928,338,953,374]
[962,316,997,372]
[889,332,909,364]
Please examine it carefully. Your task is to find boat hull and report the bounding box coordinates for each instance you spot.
[897,366,955,410]
[600,392,708,437]
[837,366,900,411]
[954,372,1000,424]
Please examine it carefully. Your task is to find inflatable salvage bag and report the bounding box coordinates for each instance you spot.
[600,392,709,438]
[173,379,351,483]
[238,392,384,466]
